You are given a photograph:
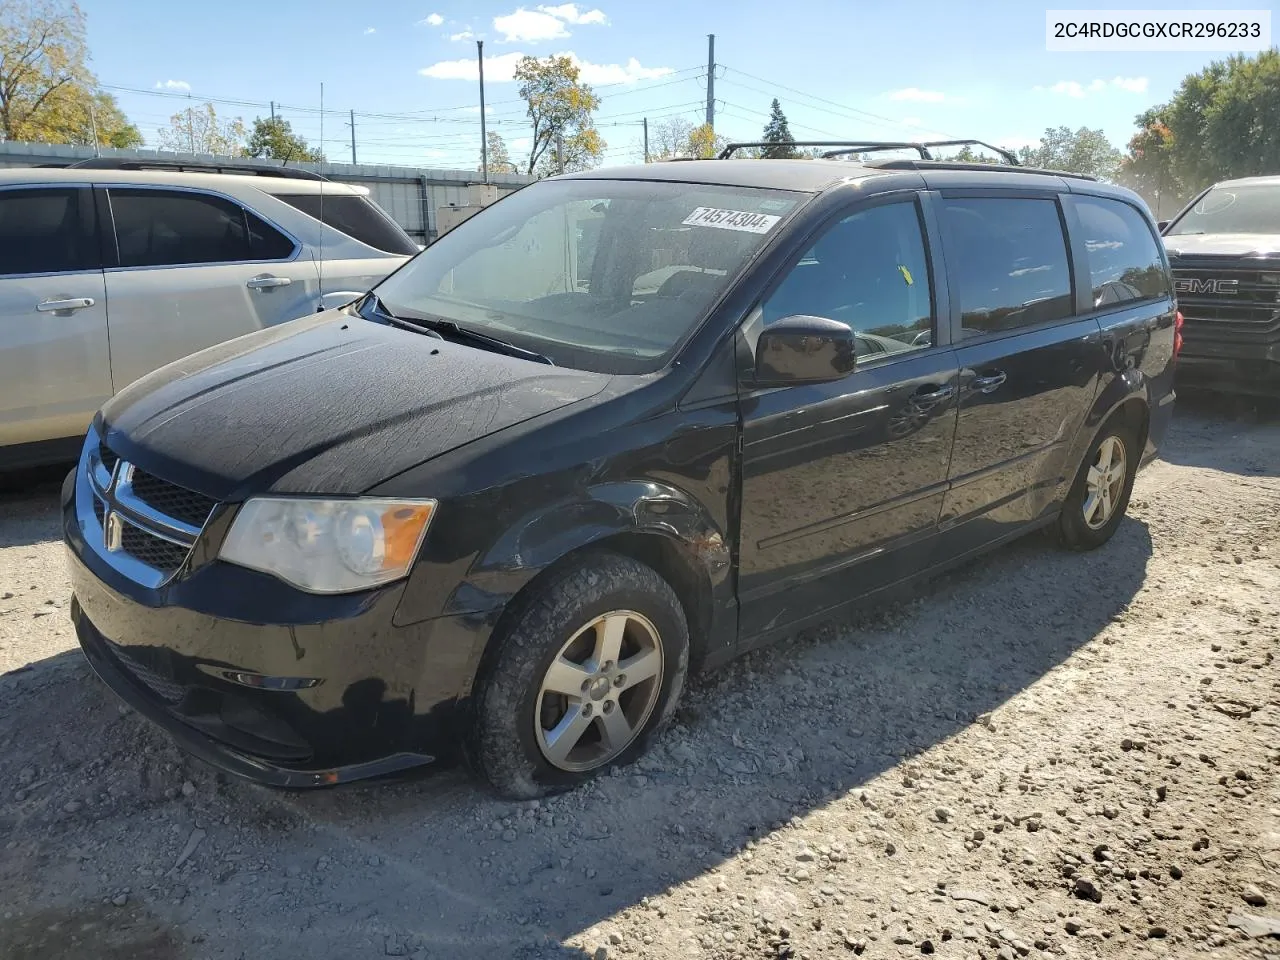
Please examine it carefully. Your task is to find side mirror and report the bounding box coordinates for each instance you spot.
[754,315,856,387]
[1156,219,1170,233]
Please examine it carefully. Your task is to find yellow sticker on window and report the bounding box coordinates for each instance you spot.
[898,264,914,285]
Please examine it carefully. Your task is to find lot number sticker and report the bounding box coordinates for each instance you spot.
[681,207,781,234]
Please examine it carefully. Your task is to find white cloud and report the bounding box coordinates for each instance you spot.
[450,29,475,41]
[1042,76,1149,97]
[420,50,670,84]
[494,8,569,41]
[537,3,608,24]
[154,79,191,92]
[575,56,670,84]
[492,4,608,42]
[419,12,444,26]
[888,87,946,103]
[1111,75,1149,93]
[422,51,526,81]
[363,26,376,34]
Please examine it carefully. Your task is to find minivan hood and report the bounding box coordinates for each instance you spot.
[1163,233,1280,258]
[99,312,610,500]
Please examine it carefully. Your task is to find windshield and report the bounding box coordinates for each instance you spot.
[1165,183,1280,237]
[371,178,802,374]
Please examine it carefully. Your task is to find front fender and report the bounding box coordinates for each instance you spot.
[460,479,732,607]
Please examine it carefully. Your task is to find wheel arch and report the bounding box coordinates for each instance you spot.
[460,480,731,674]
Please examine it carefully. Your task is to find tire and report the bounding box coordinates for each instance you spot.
[1056,418,1139,550]
[465,550,689,799]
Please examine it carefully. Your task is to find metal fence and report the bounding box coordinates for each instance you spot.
[0,142,532,244]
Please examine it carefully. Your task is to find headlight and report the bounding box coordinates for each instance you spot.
[219,498,436,594]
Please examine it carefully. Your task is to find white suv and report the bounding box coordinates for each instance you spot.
[0,162,419,469]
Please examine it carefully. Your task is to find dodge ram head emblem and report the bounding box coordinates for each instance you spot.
[1174,277,1239,295]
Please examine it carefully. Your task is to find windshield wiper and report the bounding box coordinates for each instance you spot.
[358,294,553,365]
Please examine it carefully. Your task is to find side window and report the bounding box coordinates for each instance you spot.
[109,190,291,268]
[0,188,95,276]
[761,200,934,357]
[245,208,296,261]
[1074,196,1169,307]
[939,197,1074,336]
[274,194,419,256]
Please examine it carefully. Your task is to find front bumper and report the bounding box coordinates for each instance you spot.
[64,469,494,788]
[1176,342,1280,397]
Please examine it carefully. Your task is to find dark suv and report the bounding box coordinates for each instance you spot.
[62,143,1178,797]
[1162,176,1280,396]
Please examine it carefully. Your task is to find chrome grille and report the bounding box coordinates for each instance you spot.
[121,524,191,572]
[129,469,216,529]
[1172,261,1280,337]
[79,430,215,588]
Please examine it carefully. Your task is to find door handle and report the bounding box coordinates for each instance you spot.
[913,384,955,404]
[246,275,292,290]
[36,297,95,313]
[971,371,1007,394]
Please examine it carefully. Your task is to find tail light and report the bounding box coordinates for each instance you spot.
[1174,309,1184,357]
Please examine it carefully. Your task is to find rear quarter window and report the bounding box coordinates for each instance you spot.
[275,193,418,256]
[1073,196,1169,307]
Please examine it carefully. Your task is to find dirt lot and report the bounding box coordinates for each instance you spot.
[0,400,1277,960]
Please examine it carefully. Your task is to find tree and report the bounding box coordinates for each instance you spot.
[761,99,798,159]
[0,0,140,146]
[514,54,604,176]
[686,122,728,159]
[1117,108,1182,217]
[480,129,518,174]
[645,115,693,161]
[157,102,247,156]
[1017,126,1122,180]
[246,116,323,162]
[84,91,141,147]
[1121,50,1280,202]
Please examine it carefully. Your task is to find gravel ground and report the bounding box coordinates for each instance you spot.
[0,399,1277,960]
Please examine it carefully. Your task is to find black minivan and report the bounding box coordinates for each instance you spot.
[63,143,1178,797]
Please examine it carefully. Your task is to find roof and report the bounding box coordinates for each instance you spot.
[557,157,1115,196]
[558,159,857,192]
[0,167,367,196]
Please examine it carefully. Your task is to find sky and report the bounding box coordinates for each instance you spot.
[77,0,1269,171]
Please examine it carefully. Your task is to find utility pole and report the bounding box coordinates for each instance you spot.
[349,109,357,164]
[270,101,276,123]
[643,117,649,163]
[478,39,489,183]
[89,101,100,157]
[187,102,195,153]
[705,34,715,130]
[556,131,564,174]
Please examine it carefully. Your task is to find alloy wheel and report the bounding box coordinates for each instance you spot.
[534,610,664,772]
[1083,435,1127,530]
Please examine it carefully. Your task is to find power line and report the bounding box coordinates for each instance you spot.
[716,66,959,140]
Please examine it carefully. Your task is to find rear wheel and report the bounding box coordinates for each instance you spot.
[1057,421,1138,550]
[466,551,689,798]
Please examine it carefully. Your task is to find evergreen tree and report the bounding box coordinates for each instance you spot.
[761,99,798,159]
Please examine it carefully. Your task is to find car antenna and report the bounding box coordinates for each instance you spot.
[316,82,325,312]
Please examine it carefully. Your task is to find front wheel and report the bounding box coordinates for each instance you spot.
[1056,421,1138,550]
[465,551,689,798]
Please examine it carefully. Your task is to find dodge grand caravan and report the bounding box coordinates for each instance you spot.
[63,142,1178,797]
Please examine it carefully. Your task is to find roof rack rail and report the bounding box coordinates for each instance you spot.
[65,157,328,181]
[717,138,1020,166]
[863,158,1096,181]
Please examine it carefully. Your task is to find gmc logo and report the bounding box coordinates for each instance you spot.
[1174,277,1239,295]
